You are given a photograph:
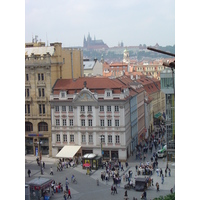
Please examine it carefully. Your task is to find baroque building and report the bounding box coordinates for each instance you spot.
[50,77,138,161]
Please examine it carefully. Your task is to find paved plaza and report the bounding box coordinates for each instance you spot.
[25,150,175,200]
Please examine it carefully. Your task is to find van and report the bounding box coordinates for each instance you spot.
[157,149,167,158]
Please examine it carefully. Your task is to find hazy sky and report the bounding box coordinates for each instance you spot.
[25,0,175,47]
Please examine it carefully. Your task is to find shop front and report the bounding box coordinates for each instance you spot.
[82,154,102,170]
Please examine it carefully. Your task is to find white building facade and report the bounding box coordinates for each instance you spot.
[50,77,137,161]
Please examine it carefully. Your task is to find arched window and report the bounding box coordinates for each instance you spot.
[38,122,48,131]
[25,122,33,131]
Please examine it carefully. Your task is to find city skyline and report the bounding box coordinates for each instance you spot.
[25,0,175,47]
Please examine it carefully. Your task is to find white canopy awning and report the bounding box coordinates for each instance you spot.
[56,145,81,158]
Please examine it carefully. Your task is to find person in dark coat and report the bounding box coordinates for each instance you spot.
[28,169,31,177]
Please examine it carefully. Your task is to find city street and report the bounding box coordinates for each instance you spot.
[25,144,175,200]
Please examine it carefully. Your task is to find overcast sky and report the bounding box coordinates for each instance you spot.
[25,0,175,47]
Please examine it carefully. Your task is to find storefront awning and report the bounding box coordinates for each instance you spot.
[154,112,162,119]
[56,145,81,158]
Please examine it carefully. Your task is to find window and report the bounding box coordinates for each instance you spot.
[69,119,73,126]
[39,104,45,114]
[38,73,44,81]
[88,106,92,112]
[81,106,85,112]
[25,104,30,114]
[89,135,93,143]
[82,134,86,143]
[108,119,112,127]
[25,88,29,97]
[100,135,105,143]
[55,106,59,112]
[25,122,33,131]
[56,119,60,126]
[38,88,45,97]
[63,135,67,142]
[26,74,29,81]
[56,134,60,142]
[63,119,67,126]
[107,106,111,112]
[115,135,120,144]
[42,88,45,97]
[88,119,93,126]
[100,119,104,127]
[107,92,110,97]
[108,135,112,143]
[61,92,65,98]
[70,135,74,142]
[69,106,73,112]
[115,120,119,127]
[81,119,85,126]
[100,106,104,112]
[62,106,66,112]
[115,106,119,112]
[38,122,48,131]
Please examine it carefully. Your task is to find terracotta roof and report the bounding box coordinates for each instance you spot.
[53,77,126,95]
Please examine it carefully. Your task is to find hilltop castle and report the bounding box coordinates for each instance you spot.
[83,33,109,50]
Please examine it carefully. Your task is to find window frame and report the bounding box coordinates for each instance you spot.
[69,119,73,126]
[107,119,112,127]
[56,134,60,142]
[89,134,93,143]
[63,119,67,126]
[115,135,120,144]
[70,134,74,142]
[107,106,111,112]
[108,135,112,143]
[88,119,93,127]
[115,119,119,127]
[100,106,104,112]
[63,134,67,142]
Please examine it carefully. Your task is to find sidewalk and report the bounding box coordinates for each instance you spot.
[25,154,58,164]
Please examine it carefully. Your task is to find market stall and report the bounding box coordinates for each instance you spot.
[26,177,53,200]
[82,154,102,170]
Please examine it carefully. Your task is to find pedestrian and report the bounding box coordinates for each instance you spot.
[125,161,128,168]
[50,167,53,175]
[161,174,164,184]
[121,164,124,171]
[170,188,173,194]
[111,185,114,195]
[124,190,128,200]
[165,168,167,177]
[143,190,147,200]
[169,168,171,177]
[27,169,31,177]
[67,188,72,199]
[160,168,162,177]
[113,185,117,194]
[156,182,159,191]
[135,165,138,172]
[43,162,45,169]
[63,192,67,200]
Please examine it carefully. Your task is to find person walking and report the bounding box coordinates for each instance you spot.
[67,188,72,199]
[111,185,114,195]
[63,192,67,200]
[113,185,117,194]
[135,165,138,172]
[165,168,168,177]
[124,190,128,200]
[169,168,171,177]
[43,162,45,169]
[27,169,31,177]
[160,168,162,177]
[161,174,164,184]
[50,167,53,175]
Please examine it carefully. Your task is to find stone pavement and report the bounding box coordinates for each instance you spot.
[25,151,175,200]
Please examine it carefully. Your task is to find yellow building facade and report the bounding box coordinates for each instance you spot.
[25,42,83,157]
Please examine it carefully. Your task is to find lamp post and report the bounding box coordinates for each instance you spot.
[99,135,104,157]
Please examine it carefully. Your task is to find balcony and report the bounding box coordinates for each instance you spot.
[37,81,46,87]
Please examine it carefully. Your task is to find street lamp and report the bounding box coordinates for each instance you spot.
[99,135,104,157]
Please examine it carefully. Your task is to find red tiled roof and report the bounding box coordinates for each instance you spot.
[53,77,127,95]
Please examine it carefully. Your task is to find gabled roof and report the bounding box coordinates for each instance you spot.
[83,61,95,70]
